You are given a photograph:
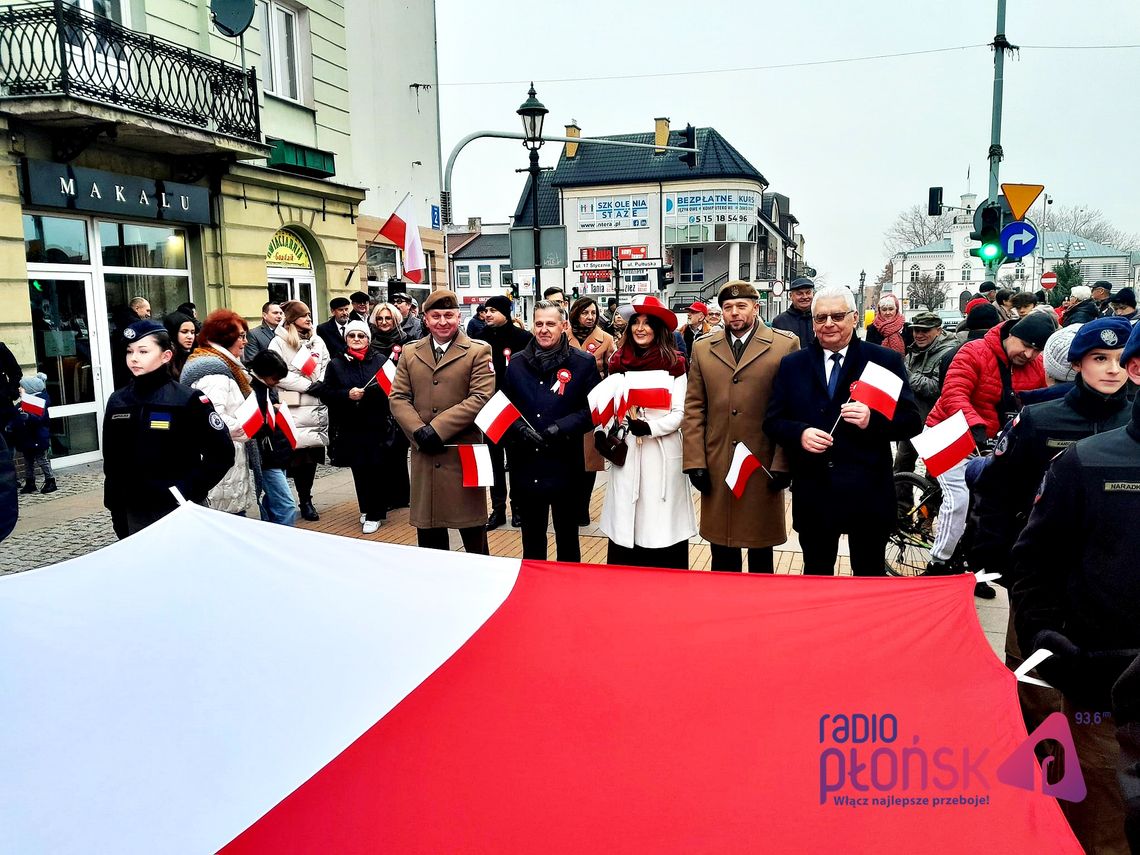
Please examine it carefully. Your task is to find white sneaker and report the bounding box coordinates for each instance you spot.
[362,520,382,534]
[360,513,367,524]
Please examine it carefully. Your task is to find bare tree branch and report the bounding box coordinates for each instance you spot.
[882,205,955,256]
[907,274,950,311]
[1040,203,1140,251]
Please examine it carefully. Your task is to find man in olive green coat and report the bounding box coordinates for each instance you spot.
[390,290,494,554]
[682,280,799,572]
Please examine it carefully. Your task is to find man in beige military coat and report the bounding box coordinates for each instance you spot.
[390,290,494,554]
[682,280,799,572]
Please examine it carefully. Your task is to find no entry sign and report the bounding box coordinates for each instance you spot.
[1041,271,1058,290]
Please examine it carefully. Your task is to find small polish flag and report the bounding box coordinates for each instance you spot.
[291,347,318,378]
[587,374,619,426]
[624,370,673,411]
[474,390,522,444]
[18,391,45,417]
[234,393,264,439]
[912,410,975,478]
[276,402,299,449]
[850,361,904,420]
[375,360,397,395]
[379,194,427,284]
[458,444,493,488]
[725,442,762,499]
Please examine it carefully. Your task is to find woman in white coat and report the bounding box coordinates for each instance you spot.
[268,300,330,521]
[599,296,696,569]
[178,309,256,515]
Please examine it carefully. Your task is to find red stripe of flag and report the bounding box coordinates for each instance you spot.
[474,391,521,444]
[276,403,299,449]
[234,394,263,439]
[912,410,974,478]
[375,360,397,396]
[849,362,903,420]
[19,392,45,417]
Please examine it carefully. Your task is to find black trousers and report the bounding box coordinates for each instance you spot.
[709,544,774,573]
[893,438,918,502]
[387,444,411,510]
[487,439,515,514]
[607,539,689,570]
[578,470,597,520]
[350,461,386,521]
[417,525,489,555]
[518,490,581,562]
[799,529,888,577]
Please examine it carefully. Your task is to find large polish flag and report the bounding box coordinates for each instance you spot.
[458,444,493,487]
[850,361,904,419]
[624,369,673,410]
[374,359,397,396]
[587,373,620,426]
[912,410,976,478]
[474,390,521,443]
[18,391,45,417]
[0,504,1080,854]
[233,393,263,439]
[379,194,427,284]
[290,347,318,378]
[724,441,761,499]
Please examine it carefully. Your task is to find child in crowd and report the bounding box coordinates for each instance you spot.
[15,372,55,494]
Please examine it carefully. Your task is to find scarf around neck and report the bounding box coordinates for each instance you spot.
[527,334,571,375]
[873,312,906,353]
[608,342,686,377]
[186,345,252,397]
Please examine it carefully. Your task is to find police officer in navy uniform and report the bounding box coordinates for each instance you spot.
[500,299,599,562]
[103,320,234,538]
[1010,320,1140,855]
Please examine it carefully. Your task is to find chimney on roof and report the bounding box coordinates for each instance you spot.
[467,216,482,232]
[654,117,670,154]
[564,122,580,159]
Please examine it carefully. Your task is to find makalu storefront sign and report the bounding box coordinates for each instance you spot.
[21,158,211,225]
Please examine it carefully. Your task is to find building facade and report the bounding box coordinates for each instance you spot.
[511,119,808,322]
[0,0,442,467]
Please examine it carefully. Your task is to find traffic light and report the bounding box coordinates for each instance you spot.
[678,124,697,169]
[509,282,519,300]
[927,186,943,216]
[970,202,1005,266]
[657,264,674,291]
[571,286,580,300]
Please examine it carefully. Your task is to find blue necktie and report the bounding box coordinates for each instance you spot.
[827,352,842,399]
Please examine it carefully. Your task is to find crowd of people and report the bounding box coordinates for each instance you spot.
[1,271,1137,851]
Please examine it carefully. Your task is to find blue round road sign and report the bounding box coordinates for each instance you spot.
[1000,220,1039,260]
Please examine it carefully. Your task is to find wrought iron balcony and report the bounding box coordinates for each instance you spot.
[0,0,261,147]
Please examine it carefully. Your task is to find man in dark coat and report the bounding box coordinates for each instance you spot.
[243,302,282,366]
[764,285,922,576]
[501,300,599,562]
[1062,285,1101,326]
[349,291,371,322]
[316,297,352,358]
[479,294,534,530]
[771,277,816,348]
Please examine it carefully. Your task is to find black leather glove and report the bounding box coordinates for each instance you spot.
[542,423,561,442]
[686,468,712,495]
[1032,630,1138,709]
[970,425,989,453]
[627,418,651,437]
[517,423,546,447]
[767,470,792,492]
[413,425,445,455]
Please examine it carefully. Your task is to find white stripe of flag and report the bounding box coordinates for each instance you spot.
[234,393,263,439]
[724,442,761,499]
[474,390,522,443]
[19,391,45,417]
[850,361,903,419]
[911,410,975,478]
[458,444,493,487]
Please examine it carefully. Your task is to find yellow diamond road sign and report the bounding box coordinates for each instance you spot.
[1001,183,1045,222]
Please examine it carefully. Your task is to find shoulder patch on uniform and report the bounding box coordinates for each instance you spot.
[994,434,1009,456]
[770,326,796,340]
[208,412,225,431]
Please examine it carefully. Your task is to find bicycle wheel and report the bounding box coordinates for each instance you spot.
[886,471,943,577]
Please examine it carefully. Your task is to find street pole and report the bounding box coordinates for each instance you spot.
[529,147,541,291]
[985,0,1011,281]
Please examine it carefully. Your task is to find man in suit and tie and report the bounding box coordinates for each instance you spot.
[764,285,922,576]
[316,297,352,359]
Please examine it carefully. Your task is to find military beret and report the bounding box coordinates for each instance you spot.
[421,290,459,312]
[1067,316,1133,362]
[717,280,759,306]
[1122,319,1140,367]
[122,319,166,343]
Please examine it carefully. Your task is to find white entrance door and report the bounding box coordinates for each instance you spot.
[25,270,112,466]
[266,269,316,315]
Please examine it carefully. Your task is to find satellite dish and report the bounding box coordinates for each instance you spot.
[211,0,255,37]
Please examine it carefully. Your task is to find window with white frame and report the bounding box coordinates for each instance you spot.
[962,265,972,282]
[909,264,920,283]
[257,0,303,101]
[1015,263,1026,280]
[500,269,513,287]
[934,264,945,283]
[456,265,471,288]
[478,265,492,288]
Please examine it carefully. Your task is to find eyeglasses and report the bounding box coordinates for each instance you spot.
[237,332,248,339]
[345,332,369,340]
[812,311,854,325]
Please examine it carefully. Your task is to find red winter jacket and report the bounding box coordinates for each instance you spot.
[926,321,1046,436]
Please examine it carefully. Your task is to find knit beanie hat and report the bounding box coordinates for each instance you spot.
[343,320,370,340]
[19,372,47,395]
[964,303,1002,331]
[485,295,513,317]
[1010,312,1057,351]
[1043,325,1080,383]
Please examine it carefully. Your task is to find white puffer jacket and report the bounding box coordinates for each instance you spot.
[183,345,255,514]
[267,326,329,449]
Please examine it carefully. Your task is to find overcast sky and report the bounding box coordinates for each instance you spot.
[435,0,1139,285]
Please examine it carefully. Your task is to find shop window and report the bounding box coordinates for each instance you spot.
[99,223,187,269]
[366,244,398,283]
[478,265,492,288]
[28,277,95,407]
[23,214,90,264]
[257,0,304,101]
[456,266,471,288]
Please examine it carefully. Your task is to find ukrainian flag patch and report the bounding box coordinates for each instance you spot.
[149,413,172,430]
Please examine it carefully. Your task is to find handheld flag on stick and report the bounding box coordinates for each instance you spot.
[18,392,45,417]
[850,361,904,420]
[911,410,974,478]
[474,391,523,443]
[233,393,263,439]
[276,402,299,449]
[374,360,398,396]
[725,443,762,499]
[458,444,493,488]
[587,374,620,427]
[291,347,318,379]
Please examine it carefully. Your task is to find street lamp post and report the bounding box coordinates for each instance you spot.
[517,83,548,292]
[859,269,866,319]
